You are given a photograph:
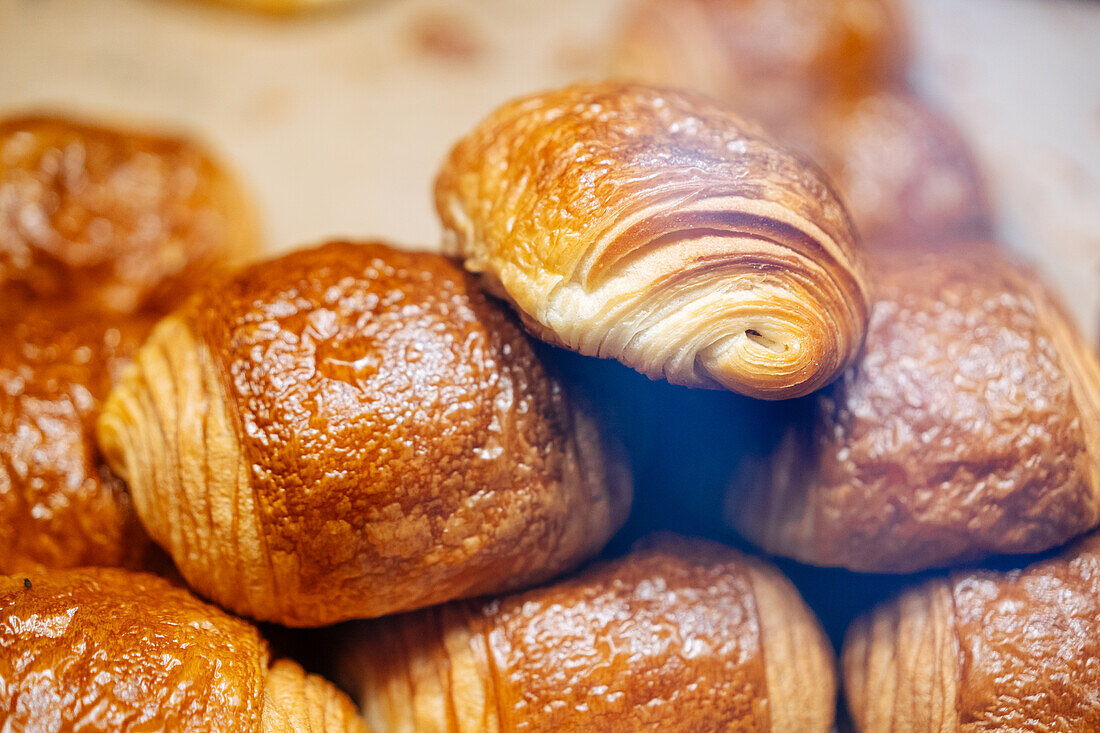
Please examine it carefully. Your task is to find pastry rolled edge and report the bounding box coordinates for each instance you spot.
[97,313,274,621]
[262,660,371,733]
[436,82,869,400]
[841,579,960,732]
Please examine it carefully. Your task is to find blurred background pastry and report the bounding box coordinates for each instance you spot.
[0,115,257,314]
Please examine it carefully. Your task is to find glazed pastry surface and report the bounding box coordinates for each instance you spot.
[728,246,1100,572]
[843,531,1100,731]
[436,81,869,399]
[613,0,907,133]
[343,535,835,732]
[0,299,156,572]
[802,91,992,247]
[0,114,257,313]
[0,567,367,732]
[98,240,631,626]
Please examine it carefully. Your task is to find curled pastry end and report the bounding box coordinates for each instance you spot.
[436,81,869,400]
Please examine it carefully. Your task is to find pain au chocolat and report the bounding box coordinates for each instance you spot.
[612,0,907,135]
[341,534,835,733]
[0,114,258,573]
[727,245,1100,572]
[97,240,631,627]
[0,567,367,732]
[435,81,869,399]
[0,114,257,314]
[843,529,1100,731]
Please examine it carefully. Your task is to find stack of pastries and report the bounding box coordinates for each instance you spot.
[3,2,1100,731]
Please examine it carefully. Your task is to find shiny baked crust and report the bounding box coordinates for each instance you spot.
[0,567,366,732]
[612,0,908,133]
[342,534,835,732]
[0,114,258,314]
[728,245,1100,572]
[436,81,869,399]
[803,91,992,247]
[843,530,1100,731]
[0,299,157,572]
[97,240,631,626]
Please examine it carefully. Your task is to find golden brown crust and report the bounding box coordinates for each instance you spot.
[344,535,835,732]
[0,114,258,314]
[613,0,908,133]
[0,299,157,572]
[0,567,367,732]
[98,240,631,626]
[843,532,1100,731]
[729,246,1100,572]
[436,81,869,399]
[0,567,269,731]
[801,91,993,248]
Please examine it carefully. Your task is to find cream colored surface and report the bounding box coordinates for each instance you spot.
[0,0,1096,339]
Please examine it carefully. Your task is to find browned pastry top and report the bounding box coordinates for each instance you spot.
[804,91,992,247]
[0,114,256,313]
[950,533,1100,729]
[733,245,1100,571]
[0,299,155,572]
[614,0,908,131]
[474,536,768,731]
[134,240,628,624]
[0,567,268,731]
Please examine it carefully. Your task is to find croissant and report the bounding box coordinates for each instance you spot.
[843,530,1100,731]
[612,0,908,134]
[800,91,992,247]
[0,566,367,732]
[727,245,1100,572]
[340,534,835,732]
[0,114,258,314]
[436,81,869,399]
[0,301,159,573]
[97,240,631,626]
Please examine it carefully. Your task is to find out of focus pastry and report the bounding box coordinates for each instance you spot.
[436,81,869,400]
[844,529,1100,731]
[801,91,993,247]
[0,114,258,314]
[0,566,367,732]
[727,245,1100,572]
[98,240,631,626]
[0,301,157,573]
[341,534,836,732]
[613,0,908,134]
